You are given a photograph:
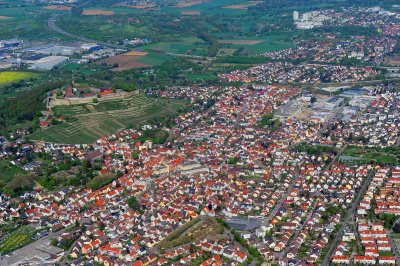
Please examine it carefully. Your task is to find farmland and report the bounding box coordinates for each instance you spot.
[30,93,187,144]
[96,52,171,71]
[43,5,71,11]
[223,1,262,10]
[0,71,38,86]
[140,37,209,56]
[0,2,66,40]
[82,9,115,16]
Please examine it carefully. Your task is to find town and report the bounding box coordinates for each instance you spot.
[0,0,399,265]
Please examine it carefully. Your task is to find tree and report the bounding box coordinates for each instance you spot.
[393,221,400,234]
[128,196,139,210]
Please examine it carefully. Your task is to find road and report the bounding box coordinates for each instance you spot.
[278,202,317,260]
[46,0,124,49]
[387,232,400,265]
[261,160,304,227]
[321,169,375,265]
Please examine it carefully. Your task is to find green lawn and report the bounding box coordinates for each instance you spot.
[0,71,38,86]
[31,94,187,144]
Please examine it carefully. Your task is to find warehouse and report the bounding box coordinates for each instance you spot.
[28,55,68,71]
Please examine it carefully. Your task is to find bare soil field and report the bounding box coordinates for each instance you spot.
[181,11,201,15]
[82,9,115,16]
[43,5,72,11]
[218,39,264,45]
[384,56,400,66]
[125,51,148,56]
[96,52,149,71]
[173,0,209,8]
[130,4,157,9]
[223,1,262,9]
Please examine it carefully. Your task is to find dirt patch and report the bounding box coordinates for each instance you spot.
[181,11,201,15]
[43,5,72,11]
[96,52,149,71]
[125,51,148,56]
[173,0,208,8]
[384,56,400,66]
[218,39,264,45]
[130,4,157,9]
[223,1,262,9]
[82,9,115,16]
[0,16,12,20]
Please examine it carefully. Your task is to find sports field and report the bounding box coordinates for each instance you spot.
[31,94,187,144]
[0,71,38,86]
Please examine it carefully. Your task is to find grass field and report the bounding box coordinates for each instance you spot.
[163,0,249,15]
[0,226,36,254]
[60,62,93,74]
[217,35,293,55]
[31,94,187,144]
[0,71,38,86]
[140,37,209,56]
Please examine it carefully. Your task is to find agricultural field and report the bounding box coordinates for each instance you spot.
[82,9,115,16]
[0,71,38,86]
[57,14,149,42]
[0,1,66,40]
[140,37,209,56]
[163,0,251,15]
[0,226,37,254]
[96,52,171,71]
[30,93,187,144]
[223,1,262,10]
[43,5,72,11]
[216,35,294,55]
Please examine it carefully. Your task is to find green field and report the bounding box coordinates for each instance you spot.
[217,35,294,55]
[0,226,37,254]
[163,0,250,15]
[60,63,94,74]
[136,53,172,65]
[0,159,24,188]
[30,93,187,144]
[0,71,38,86]
[0,2,67,40]
[140,37,209,56]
